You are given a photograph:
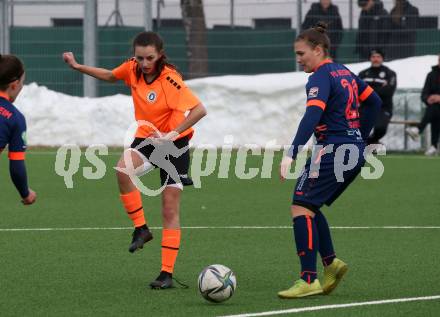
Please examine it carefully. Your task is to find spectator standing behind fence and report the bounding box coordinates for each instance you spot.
[406,53,440,156]
[359,49,396,145]
[356,0,390,60]
[302,0,343,59]
[388,0,419,60]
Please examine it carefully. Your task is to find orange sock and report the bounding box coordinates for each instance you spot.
[161,229,181,273]
[120,190,146,228]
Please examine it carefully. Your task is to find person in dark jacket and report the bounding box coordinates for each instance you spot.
[406,54,440,155]
[356,0,390,60]
[388,0,419,60]
[302,0,343,59]
[359,49,397,145]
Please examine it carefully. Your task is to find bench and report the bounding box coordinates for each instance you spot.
[390,120,419,125]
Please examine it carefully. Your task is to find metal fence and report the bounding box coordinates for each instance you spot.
[1,0,439,96]
[387,89,428,151]
[0,0,437,151]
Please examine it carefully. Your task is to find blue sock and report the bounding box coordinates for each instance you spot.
[293,215,319,284]
[314,210,336,266]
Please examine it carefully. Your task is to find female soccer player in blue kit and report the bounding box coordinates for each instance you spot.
[0,54,36,205]
[278,22,382,298]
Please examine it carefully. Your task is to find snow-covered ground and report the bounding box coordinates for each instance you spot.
[15,55,438,148]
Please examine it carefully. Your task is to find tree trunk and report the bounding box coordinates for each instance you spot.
[180,0,208,78]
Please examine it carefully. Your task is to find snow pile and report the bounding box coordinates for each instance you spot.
[14,55,438,148]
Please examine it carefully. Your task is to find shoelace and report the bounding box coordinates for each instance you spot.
[293,279,306,287]
[172,276,189,289]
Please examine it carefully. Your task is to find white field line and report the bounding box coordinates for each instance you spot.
[217,295,440,317]
[0,226,440,232]
[20,152,439,159]
[24,151,122,156]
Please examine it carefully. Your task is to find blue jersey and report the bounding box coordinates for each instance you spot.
[0,94,27,159]
[290,60,381,209]
[305,59,373,144]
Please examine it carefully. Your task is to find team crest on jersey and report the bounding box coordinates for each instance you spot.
[379,71,385,78]
[308,87,319,98]
[146,90,157,103]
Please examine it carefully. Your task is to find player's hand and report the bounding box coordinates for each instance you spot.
[152,131,180,143]
[427,95,440,105]
[162,131,180,141]
[150,130,164,139]
[427,95,436,105]
[279,156,294,181]
[22,189,37,205]
[432,95,440,103]
[62,52,79,69]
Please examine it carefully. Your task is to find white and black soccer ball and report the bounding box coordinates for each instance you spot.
[198,264,237,303]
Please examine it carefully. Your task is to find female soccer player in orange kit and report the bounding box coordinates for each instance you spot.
[63,31,206,289]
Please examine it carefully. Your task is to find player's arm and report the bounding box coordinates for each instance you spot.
[174,103,207,134]
[8,153,36,204]
[280,74,329,180]
[288,106,324,160]
[9,158,36,205]
[159,103,207,141]
[155,78,207,141]
[7,123,36,205]
[289,73,329,160]
[280,105,324,180]
[358,87,382,140]
[354,74,382,140]
[63,52,118,82]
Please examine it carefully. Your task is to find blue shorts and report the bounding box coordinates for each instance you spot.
[292,143,366,210]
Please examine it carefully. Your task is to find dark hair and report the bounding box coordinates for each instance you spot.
[369,48,385,58]
[357,0,369,8]
[296,21,331,56]
[0,54,25,91]
[132,31,177,81]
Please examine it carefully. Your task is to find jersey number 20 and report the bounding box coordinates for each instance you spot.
[341,78,360,127]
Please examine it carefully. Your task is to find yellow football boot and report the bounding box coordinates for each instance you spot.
[278,279,323,299]
[322,258,348,295]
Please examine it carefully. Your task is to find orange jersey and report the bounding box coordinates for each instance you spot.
[112,59,200,139]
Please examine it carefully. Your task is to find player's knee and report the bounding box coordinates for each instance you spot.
[115,158,127,171]
[162,192,180,220]
[162,195,178,211]
[115,166,131,185]
[162,204,179,224]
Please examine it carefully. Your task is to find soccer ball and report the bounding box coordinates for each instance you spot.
[198,264,237,303]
